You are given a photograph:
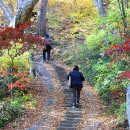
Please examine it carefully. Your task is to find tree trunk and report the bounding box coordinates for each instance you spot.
[0,0,39,27]
[126,85,130,128]
[36,0,48,36]
[117,0,127,33]
[15,0,39,27]
[94,0,105,17]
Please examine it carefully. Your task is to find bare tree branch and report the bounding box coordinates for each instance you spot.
[8,3,14,15]
[0,0,13,22]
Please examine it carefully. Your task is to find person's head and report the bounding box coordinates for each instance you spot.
[73,65,79,71]
[45,34,49,38]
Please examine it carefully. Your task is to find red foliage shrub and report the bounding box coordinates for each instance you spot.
[119,71,130,79]
[0,22,43,50]
[105,31,130,80]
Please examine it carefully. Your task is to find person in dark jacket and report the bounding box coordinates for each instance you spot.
[67,65,85,108]
[43,34,52,62]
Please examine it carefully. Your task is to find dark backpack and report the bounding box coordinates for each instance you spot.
[44,38,52,46]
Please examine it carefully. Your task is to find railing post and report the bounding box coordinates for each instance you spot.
[126,85,130,128]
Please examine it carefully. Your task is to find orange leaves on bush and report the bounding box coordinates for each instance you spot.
[0,69,8,76]
[8,77,32,90]
[13,72,28,77]
[7,71,31,91]
[111,44,118,49]
[14,77,31,90]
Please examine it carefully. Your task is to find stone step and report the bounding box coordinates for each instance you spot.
[64,89,72,91]
[64,100,73,102]
[65,104,74,107]
[60,120,79,124]
[64,99,73,101]
[64,96,73,98]
[64,93,72,95]
[66,111,81,114]
[64,93,73,95]
[65,113,82,117]
[64,101,73,104]
[65,114,81,117]
[65,93,76,97]
[64,116,81,119]
[63,89,72,90]
[59,123,78,127]
[64,96,73,99]
[57,127,77,130]
[64,116,81,120]
[27,125,48,130]
[66,111,81,113]
[82,126,95,130]
[64,92,72,93]
[64,100,73,104]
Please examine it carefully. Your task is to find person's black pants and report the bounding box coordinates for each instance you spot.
[43,49,51,61]
[72,87,82,106]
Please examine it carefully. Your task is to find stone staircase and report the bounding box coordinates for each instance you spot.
[53,64,82,130]
[27,59,108,130]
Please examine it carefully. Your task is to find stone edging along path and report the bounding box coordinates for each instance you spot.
[26,56,117,130]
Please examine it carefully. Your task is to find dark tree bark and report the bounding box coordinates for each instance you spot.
[36,0,48,36]
[117,0,127,32]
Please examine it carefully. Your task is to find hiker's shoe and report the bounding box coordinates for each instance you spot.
[77,102,79,105]
[72,104,79,108]
[72,105,77,108]
[77,104,81,108]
